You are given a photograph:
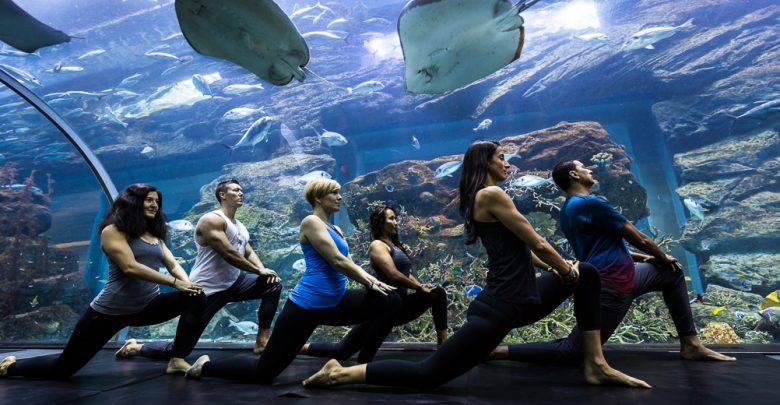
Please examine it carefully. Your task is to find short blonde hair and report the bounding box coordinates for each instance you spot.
[304,177,340,207]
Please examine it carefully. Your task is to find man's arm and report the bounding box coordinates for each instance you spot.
[244,242,280,283]
[619,220,681,271]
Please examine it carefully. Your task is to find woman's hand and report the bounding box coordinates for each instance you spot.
[367,279,396,295]
[173,279,203,296]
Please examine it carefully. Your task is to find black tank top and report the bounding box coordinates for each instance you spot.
[373,243,412,295]
[475,220,540,305]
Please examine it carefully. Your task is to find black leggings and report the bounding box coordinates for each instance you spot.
[201,288,402,382]
[306,286,448,361]
[364,263,601,390]
[140,272,282,360]
[7,291,205,379]
[506,262,696,364]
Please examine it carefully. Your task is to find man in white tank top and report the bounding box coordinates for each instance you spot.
[116,179,283,359]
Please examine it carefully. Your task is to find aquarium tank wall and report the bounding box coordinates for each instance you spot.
[1,0,778,346]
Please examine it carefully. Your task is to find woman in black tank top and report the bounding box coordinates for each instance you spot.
[302,141,651,390]
[0,184,205,379]
[304,205,449,361]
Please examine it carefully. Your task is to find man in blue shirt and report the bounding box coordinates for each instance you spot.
[492,160,734,363]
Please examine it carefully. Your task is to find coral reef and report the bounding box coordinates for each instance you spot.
[700,322,741,344]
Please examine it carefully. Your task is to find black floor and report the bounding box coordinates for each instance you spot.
[0,346,777,404]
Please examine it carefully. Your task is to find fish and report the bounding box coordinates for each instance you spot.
[411,135,420,150]
[510,175,554,188]
[34,152,70,162]
[734,311,745,319]
[175,0,309,86]
[327,18,348,29]
[735,99,780,120]
[232,116,275,150]
[385,184,395,192]
[362,17,392,25]
[397,0,536,93]
[222,83,264,95]
[473,118,492,131]
[63,90,103,101]
[301,30,345,40]
[575,32,608,42]
[347,80,384,94]
[0,47,39,57]
[104,106,128,128]
[434,160,463,178]
[191,74,212,96]
[290,3,320,19]
[700,239,716,251]
[712,306,728,315]
[167,219,194,232]
[760,290,780,311]
[162,32,184,41]
[229,320,259,335]
[0,63,42,86]
[683,197,708,221]
[49,64,85,73]
[141,145,156,159]
[504,149,521,162]
[118,73,145,87]
[30,295,38,307]
[463,284,482,298]
[1,184,44,193]
[622,19,694,51]
[296,170,332,185]
[113,89,141,98]
[77,49,106,59]
[144,51,182,62]
[221,107,263,121]
[292,258,307,272]
[313,128,348,147]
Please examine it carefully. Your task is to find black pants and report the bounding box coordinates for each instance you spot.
[506,262,696,364]
[7,291,205,379]
[306,286,448,361]
[201,288,403,382]
[364,263,601,390]
[139,272,282,360]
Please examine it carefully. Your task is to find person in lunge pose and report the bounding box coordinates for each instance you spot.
[184,178,401,382]
[302,140,650,390]
[302,205,448,360]
[490,160,735,363]
[0,183,205,378]
[115,179,282,361]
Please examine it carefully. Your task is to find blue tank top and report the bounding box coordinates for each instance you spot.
[290,225,349,309]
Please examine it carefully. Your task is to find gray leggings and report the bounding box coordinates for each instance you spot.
[506,262,696,364]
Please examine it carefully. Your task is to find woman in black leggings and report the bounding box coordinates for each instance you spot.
[184,178,401,382]
[303,140,651,390]
[0,183,205,378]
[303,205,449,360]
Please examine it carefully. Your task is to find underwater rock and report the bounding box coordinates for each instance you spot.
[674,130,780,182]
[755,307,780,342]
[0,304,79,341]
[0,187,51,237]
[700,321,741,344]
[700,253,780,296]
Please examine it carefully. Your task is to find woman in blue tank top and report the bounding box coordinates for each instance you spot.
[303,205,449,361]
[186,178,402,382]
[0,183,206,379]
[302,140,651,390]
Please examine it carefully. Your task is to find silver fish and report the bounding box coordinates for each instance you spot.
[222,83,264,94]
[510,175,553,188]
[683,198,707,220]
[229,320,259,335]
[622,19,694,51]
[348,80,384,94]
[434,160,463,178]
[222,107,263,121]
[473,118,492,131]
[77,49,106,59]
[296,170,332,185]
[167,219,194,232]
[411,135,420,150]
[192,74,212,96]
[233,116,274,150]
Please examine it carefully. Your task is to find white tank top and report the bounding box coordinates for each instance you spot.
[189,210,249,295]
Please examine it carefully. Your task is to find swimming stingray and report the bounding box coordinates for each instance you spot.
[398,0,541,94]
[0,0,71,52]
[175,0,309,86]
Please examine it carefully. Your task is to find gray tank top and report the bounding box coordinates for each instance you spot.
[90,237,162,315]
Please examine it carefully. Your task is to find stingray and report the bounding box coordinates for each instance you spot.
[398,0,541,94]
[0,0,71,53]
[175,0,309,86]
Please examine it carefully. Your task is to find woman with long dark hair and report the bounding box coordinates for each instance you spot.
[183,178,402,382]
[301,140,650,390]
[0,183,205,378]
[302,205,449,360]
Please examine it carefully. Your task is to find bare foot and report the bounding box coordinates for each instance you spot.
[436,329,449,346]
[584,361,651,388]
[254,329,270,355]
[302,359,342,387]
[300,343,310,355]
[185,355,210,379]
[166,358,191,374]
[0,356,16,377]
[115,338,141,359]
[681,345,736,361]
[487,345,510,360]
